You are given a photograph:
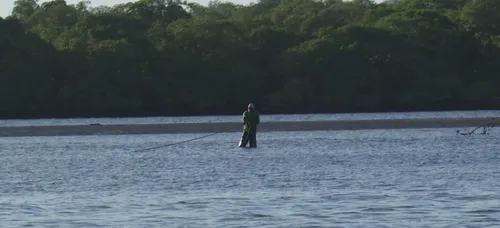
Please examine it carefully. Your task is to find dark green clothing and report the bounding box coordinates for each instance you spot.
[239,109,259,148]
[242,110,260,133]
[239,130,257,148]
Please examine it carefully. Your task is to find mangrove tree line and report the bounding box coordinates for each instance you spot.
[1,0,500,118]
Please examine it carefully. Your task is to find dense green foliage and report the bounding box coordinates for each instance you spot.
[1,0,500,118]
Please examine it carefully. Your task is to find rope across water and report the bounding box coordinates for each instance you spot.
[131,131,224,152]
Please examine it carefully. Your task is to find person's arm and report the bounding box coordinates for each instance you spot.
[256,111,260,125]
[243,111,248,125]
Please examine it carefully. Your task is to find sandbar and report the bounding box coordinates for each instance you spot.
[0,117,497,137]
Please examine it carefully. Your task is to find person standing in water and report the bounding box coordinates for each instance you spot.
[239,103,260,148]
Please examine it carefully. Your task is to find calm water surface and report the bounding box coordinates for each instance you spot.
[0,110,499,126]
[0,125,499,227]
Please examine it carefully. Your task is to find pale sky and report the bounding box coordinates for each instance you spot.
[1,0,384,18]
[1,0,254,17]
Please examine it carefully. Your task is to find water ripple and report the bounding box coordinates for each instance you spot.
[0,128,499,227]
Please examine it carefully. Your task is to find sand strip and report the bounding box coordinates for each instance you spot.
[0,117,497,137]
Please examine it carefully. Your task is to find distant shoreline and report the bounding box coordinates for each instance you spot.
[0,117,497,137]
[0,110,499,127]
[0,109,499,123]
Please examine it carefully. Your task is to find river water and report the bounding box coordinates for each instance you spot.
[0,110,499,126]
[0,113,499,227]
